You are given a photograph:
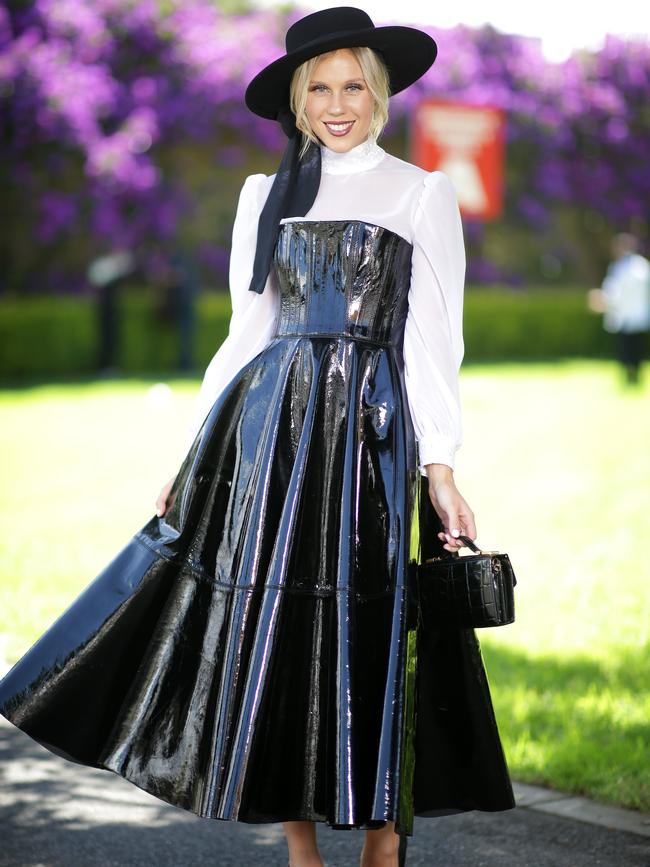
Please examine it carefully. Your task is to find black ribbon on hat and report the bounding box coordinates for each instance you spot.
[248,106,322,294]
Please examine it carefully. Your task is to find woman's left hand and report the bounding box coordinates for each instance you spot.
[425,464,477,552]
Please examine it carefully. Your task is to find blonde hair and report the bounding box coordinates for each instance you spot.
[289,46,391,159]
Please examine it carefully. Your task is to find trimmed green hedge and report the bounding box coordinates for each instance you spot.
[0,291,231,380]
[462,287,611,360]
[0,286,620,381]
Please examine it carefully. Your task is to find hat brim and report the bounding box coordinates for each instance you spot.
[245,25,437,120]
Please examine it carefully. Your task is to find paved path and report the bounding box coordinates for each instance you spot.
[1,716,649,866]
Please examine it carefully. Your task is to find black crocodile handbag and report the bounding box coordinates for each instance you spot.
[415,535,517,628]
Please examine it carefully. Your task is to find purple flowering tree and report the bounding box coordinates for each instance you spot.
[0,2,648,293]
[0,0,264,293]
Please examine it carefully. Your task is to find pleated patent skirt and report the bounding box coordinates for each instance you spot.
[0,332,515,837]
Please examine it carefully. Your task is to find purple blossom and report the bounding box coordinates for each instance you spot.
[198,242,230,283]
[518,196,549,229]
[36,191,78,243]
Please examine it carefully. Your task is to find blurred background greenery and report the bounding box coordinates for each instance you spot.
[0,286,633,381]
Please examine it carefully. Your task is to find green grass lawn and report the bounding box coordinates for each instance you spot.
[1,359,649,811]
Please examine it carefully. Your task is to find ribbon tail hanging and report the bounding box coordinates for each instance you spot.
[248,108,322,295]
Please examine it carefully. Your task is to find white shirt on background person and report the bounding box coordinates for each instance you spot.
[601,252,650,334]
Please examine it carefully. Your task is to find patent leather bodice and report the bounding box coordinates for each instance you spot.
[273,220,414,348]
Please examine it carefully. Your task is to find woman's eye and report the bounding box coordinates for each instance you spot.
[310,84,364,93]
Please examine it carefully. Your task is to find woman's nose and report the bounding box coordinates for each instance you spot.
[326,92,345,114]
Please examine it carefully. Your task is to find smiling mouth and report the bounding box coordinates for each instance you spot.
[324,121,355,133]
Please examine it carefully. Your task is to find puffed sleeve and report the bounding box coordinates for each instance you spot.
[403,170,466,475]
[184,173,279,449]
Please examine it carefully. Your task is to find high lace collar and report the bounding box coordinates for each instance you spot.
[319,135,386,175]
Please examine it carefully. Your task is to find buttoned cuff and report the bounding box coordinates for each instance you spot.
[417,436,458,476]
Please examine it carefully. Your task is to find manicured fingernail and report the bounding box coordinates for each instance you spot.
[452,529,460,537]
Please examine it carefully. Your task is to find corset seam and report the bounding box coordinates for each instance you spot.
[273,330,394,348]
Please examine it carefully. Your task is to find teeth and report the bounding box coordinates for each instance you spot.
[326,122,353,131]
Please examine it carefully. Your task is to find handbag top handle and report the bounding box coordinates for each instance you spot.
[458,534,480,552]
[448,535,502,556]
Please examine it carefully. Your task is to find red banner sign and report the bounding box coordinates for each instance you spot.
[411,100,506,220]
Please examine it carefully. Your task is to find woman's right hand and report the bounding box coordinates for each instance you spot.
[156,474,178,517]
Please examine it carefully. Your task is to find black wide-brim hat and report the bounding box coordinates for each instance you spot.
[244,7,438,296]
[245,6,437,120]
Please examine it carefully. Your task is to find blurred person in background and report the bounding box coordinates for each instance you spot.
[87,248,136,375]
[588,233,650,384]
[155,246,199,372]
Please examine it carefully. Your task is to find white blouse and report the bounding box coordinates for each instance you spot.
[185,135,466,475]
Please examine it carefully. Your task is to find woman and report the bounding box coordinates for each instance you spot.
[0,8,515,867]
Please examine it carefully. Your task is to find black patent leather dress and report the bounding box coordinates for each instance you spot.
[0,220,516,841]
